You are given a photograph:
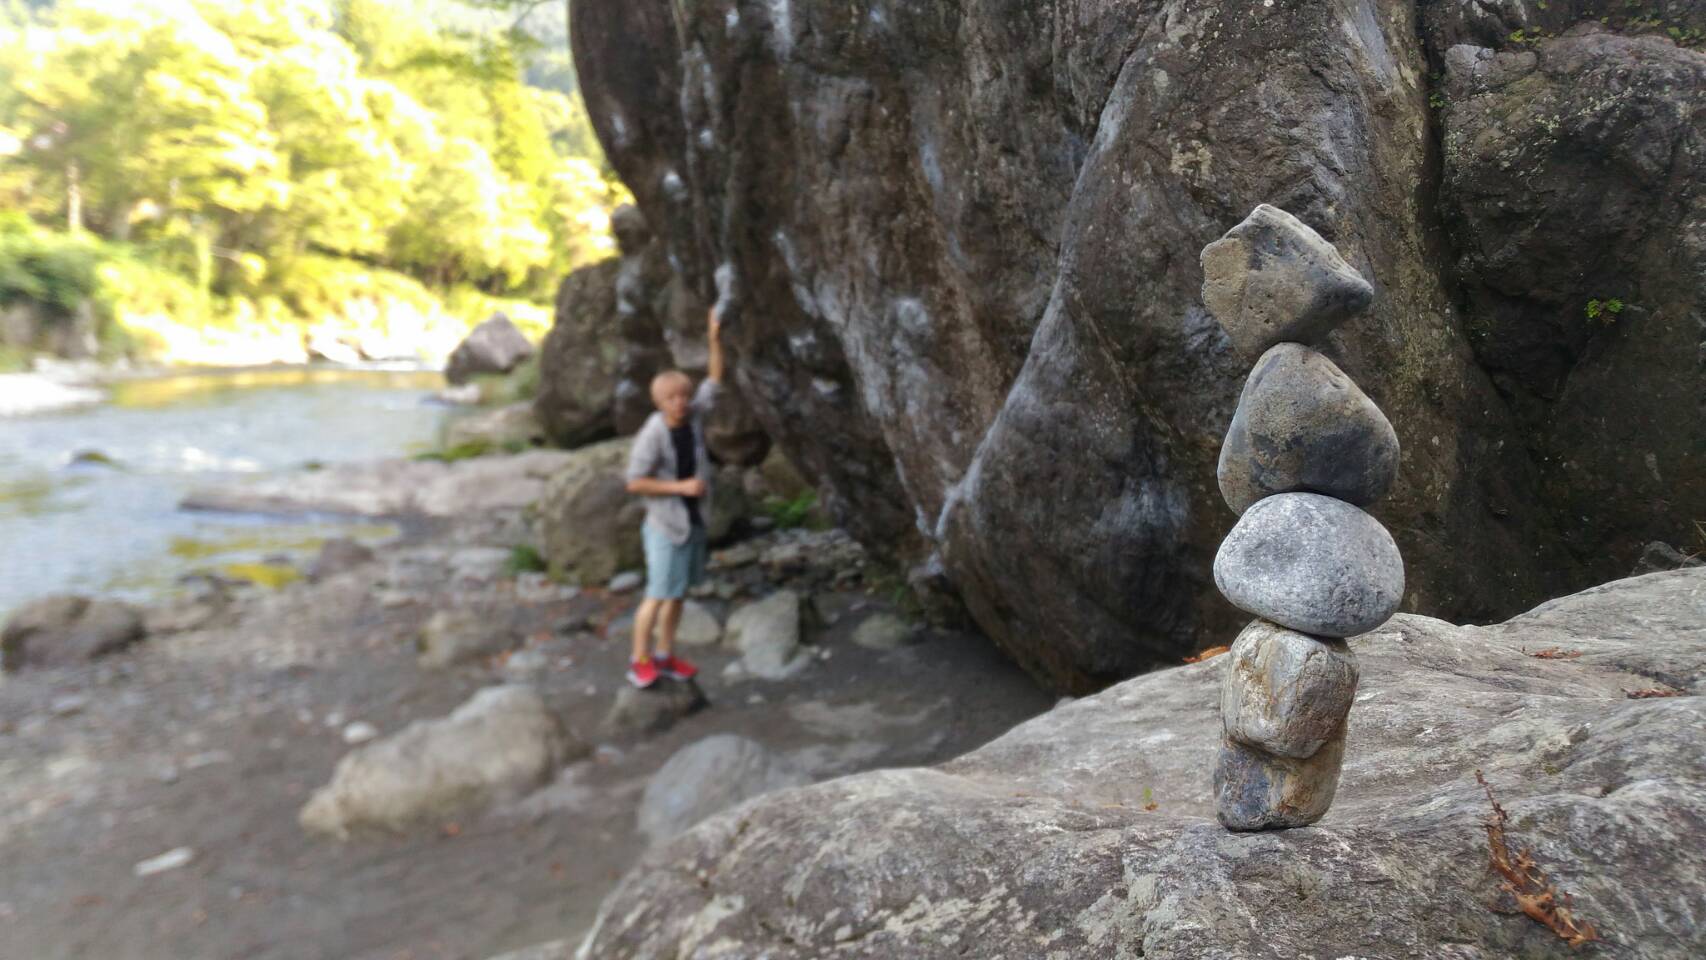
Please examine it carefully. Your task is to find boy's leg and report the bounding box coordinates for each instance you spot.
[656,599,684,659]
[631,597,662,663]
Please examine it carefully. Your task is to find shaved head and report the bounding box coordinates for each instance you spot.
[649,370,692,404]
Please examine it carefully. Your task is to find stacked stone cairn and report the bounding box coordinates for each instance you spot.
[1198,204,1406,831]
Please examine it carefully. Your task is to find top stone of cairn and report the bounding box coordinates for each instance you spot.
[1200,205,1374,359]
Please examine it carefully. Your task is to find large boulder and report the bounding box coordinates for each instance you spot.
[1434,26,1706,584]
[300,685,580,837]
[1,595,145,671]
[570,1,1703,691]
[444,314,535,386]
[534,258,623,447]
[578,568,1706,958]
[538,437,645,585]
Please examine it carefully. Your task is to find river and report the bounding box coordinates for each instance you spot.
[0,367,460,619]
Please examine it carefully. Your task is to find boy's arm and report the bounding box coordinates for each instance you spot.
[625,426,703,497]
[693,306,726,415]
[706,305,724,384]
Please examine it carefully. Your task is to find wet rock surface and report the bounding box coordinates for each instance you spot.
[580,568,1706,959]
[0,451,1051,959]
[1214,493,1405,638]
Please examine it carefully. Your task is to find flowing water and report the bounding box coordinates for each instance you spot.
[0,367,459,619]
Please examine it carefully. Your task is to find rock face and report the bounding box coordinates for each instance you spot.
[636,735,809,845]
[1,595,145,671]
[576,568,1706,958]
[1213,493,1404,638]
[444,314,534,386]
[534,205,771,463]
[300,685,579,837]
[534,257,622,447]
[1217,343,1399,514]
[570,0,1704,691]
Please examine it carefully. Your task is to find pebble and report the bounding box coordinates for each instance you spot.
[1220,621,1358,759]
[342,721,380,745]
[1199,204,1374,359]
[1214,493,1403,637]
[133,847,196,877]
[49,694,88,717]
[607,571,643,594]
[1217,343,1399,514]
[1214,736,1345,831]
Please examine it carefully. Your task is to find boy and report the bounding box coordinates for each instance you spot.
[622,307,724,687]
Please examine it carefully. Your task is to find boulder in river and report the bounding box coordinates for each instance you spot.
[534,258,623,447]
[577,568,1706,958]
[1,595,146,671]
[724,590,807,680]
[444,313,534,386]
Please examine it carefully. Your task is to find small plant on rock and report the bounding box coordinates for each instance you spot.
[505,544,547,576]
[1585,298,1625,324]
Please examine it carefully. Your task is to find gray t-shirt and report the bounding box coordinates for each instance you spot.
[625,379,720,545]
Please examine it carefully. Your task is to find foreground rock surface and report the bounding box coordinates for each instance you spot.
[578,569,1706,958]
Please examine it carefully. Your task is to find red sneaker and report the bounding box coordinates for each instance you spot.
[656,654,698,680]
[627,658,660,688]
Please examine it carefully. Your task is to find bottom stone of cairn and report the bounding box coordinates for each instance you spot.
[1214,734,1347,831]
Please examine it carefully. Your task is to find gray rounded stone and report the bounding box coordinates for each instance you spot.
[1213,734,1346,831]
[1218,343,1399,514]
[1220,620,1358,759]
[1200,204,1375,359]
[1214,493,1404,637]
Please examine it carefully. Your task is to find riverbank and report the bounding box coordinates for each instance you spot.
[0,450,1053,958]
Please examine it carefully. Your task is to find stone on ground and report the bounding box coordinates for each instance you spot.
[1,595,146,671]
[1219,620,1357,760]
[306,538,376,583]
[600,680,709,738]
[579,569,1706,959]
[1217,343,1399,514]
[444,403,544,451]
[417,609,518,668]
[537,438,644,585]
[636,734,809,845]
[1214,493,1403,637]
[609,601,722,647]
[1199,204,1375,359]
[445,313,535,385]
[849,611,917,651]
[300,685,579,837]
[724,590,806,680]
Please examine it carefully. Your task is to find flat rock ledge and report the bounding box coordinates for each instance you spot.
[577,569,1706,959]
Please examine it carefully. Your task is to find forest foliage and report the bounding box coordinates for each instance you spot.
[0,0,623,365]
